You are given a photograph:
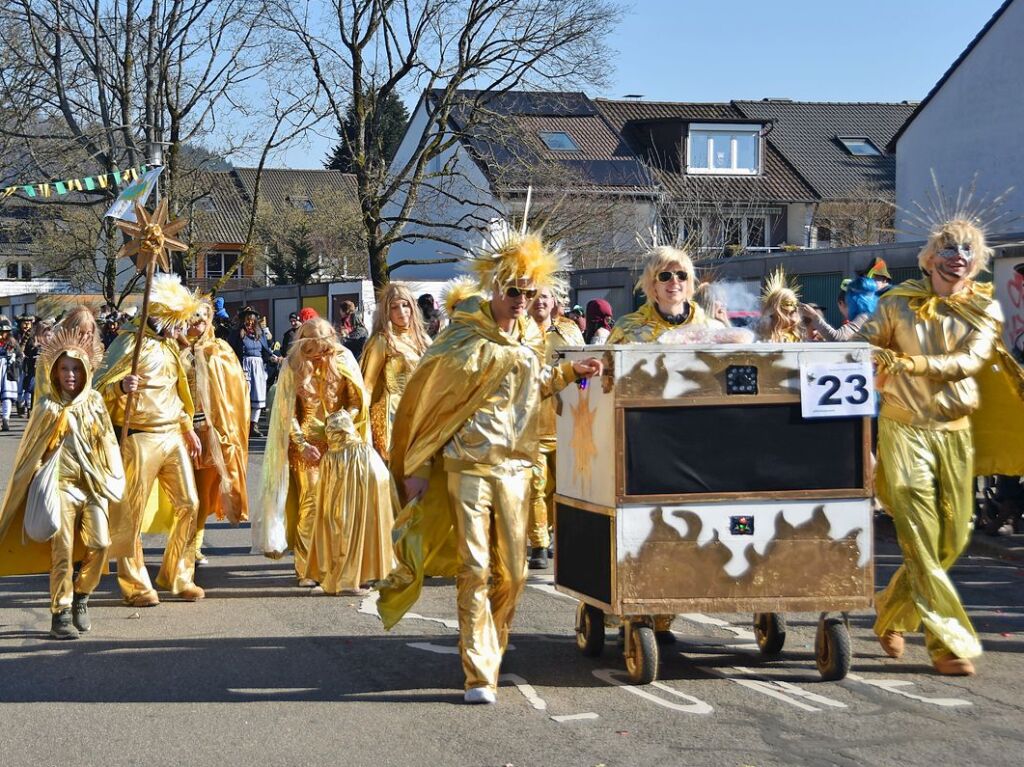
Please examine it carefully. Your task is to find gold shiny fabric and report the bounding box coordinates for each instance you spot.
[873,417,981,660]
[360,329,424,463]
[306,411,397,593]
[607,301,709,344]
[51,465,110,613]
[115,431,200,598]
[449,470,530,691]
[0,348,124,579]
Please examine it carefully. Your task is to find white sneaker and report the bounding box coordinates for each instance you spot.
[464,687,496,705]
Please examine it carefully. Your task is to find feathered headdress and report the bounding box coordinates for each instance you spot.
[147,272,201,334]
[761,267,801,308]
[39,326,105,377]
[466,220,568,294]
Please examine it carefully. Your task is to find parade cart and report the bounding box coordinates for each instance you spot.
[553,342,875,683]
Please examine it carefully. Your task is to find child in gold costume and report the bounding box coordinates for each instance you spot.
[857,219,1024,676]
[254,318,395,594]
[527,285,584,569]
[0,327,125,638]
[377,229,603,704]
[95,274,205,606]
[360,282,431,463]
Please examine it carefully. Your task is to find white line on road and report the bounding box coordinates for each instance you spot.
[500,673,547,710]
[846,674,972,708]
[228,687,319,695]
[407,641,460,655]
[358,590,460,630]
[593,668,714,714]
[550,712,600,722]
[527,581,577,602]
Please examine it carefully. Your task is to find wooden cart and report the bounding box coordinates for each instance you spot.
[553,342,875,683]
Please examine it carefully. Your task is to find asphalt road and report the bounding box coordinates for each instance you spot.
[1,420,1023,767]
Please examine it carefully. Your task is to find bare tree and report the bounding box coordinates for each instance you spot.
[268,0,622,289]
[811,186,896,248]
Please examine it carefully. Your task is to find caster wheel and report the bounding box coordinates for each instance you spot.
[575,602,605,657]
[815,617,852,681]
[625,624,659,684]
[753,612,787,656]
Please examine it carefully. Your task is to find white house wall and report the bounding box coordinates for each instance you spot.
[896,0,1024,240]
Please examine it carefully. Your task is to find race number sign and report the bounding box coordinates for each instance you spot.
[799,358,875,419]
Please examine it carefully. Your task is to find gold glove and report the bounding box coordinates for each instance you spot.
[875,349,927,376]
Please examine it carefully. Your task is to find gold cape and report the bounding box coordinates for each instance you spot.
[0,349,125,576]
[606,300,708,344]
[884,278,1024,476]
[377,296,546,630]
[252,346,369,558]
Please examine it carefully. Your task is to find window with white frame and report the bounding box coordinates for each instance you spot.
[4,260,31,280]
[687,123,761,175]
[837,136,880,156]
[682,214,771,253]
[205,251,239,280]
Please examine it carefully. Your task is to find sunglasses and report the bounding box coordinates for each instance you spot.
[937,245,973,261]
[505,286,538,299]
[656,270,690,283]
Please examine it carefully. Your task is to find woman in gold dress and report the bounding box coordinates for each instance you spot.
[360,283,431,463]
[254,318,395,594]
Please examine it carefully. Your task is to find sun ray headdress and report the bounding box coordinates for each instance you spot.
[146,273,202,335]
[465,217,569,296]
[759,267,803,343]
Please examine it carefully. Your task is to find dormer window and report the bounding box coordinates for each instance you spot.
[287,195,315,212]
[195,196,217,212]
[538,131,580,151]
[687,123,761,175]
[837,136,881,156]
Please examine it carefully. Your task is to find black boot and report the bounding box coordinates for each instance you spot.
[72,593,91,632]
[50,609,79,640]
[1,418,9,432]
[528,546,548,569]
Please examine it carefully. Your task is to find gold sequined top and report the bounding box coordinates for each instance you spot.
[856,280,1002,428]
[288,363,364,466]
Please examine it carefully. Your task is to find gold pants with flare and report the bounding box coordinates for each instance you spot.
[294,465,320,580]
[449,469,530,692]
[50,489,109,614]
[528,449,556,550]
[116,431,199,599]
[873,417,982,660]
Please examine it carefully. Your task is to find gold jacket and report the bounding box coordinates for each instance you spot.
[537,316,585,446]
[607,300,709,344]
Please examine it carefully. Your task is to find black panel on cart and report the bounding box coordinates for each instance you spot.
[624,403,864,495]
[555,503,612,603]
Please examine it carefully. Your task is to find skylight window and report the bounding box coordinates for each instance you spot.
[538,131,580,151]
[838,137,881,156]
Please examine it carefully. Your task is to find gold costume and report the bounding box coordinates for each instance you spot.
[0,331,124,614]
[857,278,1024,661]
[256,343,395,590]
[607,300,709,344]
[378,295,576,692]
[360,329,424,462]
[529,317,585,549]
[95,326,201,600]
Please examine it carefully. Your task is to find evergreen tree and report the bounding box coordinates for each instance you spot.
[326,91,409,173]
[266,222,319,285]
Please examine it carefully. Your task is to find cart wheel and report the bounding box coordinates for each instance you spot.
[815,617,852,681]
[753,612,787,656]
[625,624,659,684]
[575,602,605,657]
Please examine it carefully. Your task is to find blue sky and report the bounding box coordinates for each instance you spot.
[275,0,1005,168]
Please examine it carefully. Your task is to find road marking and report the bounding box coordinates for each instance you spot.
[550,712,600,722]
[500,673,547,710]
[846,674,972,708]
[677,613,757,643]
[593,668,714,714]
[712,666,847,711]
[407,641,459,655]
[527,582,577,602]
[229,687,318,695]
[359,591,460,630]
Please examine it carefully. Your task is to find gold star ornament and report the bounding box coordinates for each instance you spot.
[115,199,188,271]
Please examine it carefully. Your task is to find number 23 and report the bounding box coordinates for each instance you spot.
[817,374,869,406]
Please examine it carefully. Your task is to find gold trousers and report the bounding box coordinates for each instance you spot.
[294,465,320,579]
[874,417,982,660]
[117,431,199,599]
[528,449,556,549]
[193,466,220,556]
[51,488,109,614]
[449,469,530,691]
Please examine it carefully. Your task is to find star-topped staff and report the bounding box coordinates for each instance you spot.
[113,199,189,443]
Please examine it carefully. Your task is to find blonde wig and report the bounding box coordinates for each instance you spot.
[55,305,104,360]
[918,219,993,278]
[287,317,347,410]
[637,246,696,304]
[467,225,568,294]
[370,283,431,355]
[759,268,804,342]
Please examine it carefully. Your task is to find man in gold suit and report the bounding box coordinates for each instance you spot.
[95,274,205,606]
[857,219,1024,676]
[527,286,584,569]
[377,230,602,704]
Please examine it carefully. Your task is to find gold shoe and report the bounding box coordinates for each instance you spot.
[878,631,904,659]
[933,653,975,676]
[124,591,160,608]
[175,584,206,602]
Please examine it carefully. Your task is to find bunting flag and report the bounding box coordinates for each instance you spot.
[0,164,150,202]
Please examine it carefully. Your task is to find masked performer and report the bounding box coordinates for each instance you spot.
[758,268,806,343]
[184,300,250,563]
[360,283,431,463]
[254,318,394,593]
[857,219,1024,676]
[377,231,602,704]
[95,274,204,606]
[527,285,585,569]
[0,328,125,638]
[607,246,712,344]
